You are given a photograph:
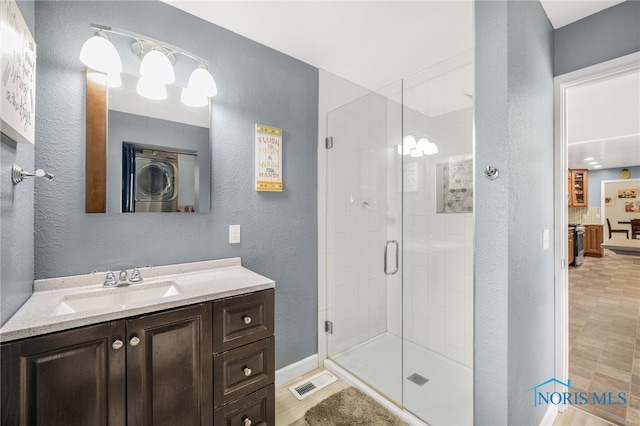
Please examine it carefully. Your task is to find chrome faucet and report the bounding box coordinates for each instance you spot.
[103,270,117,287]
[118,270,129,286]
[103,267,143,287]
[129,267,143,283]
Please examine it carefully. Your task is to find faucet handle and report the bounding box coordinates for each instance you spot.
[103,270,117,287]
[129,267,143,283]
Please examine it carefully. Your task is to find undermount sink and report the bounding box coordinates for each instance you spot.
[53,281,182,316]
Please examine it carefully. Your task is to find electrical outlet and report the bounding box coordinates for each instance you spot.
[229,225,240,244]
[596,213,601,219]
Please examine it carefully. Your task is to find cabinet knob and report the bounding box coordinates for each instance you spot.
[243,315,252,325]
[243,367,252,377]
[112,339,124,350]
[129,336,140,347]
[243,417,252,426]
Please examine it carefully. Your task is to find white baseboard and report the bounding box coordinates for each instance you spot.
[275,354,319,386]
[539,404,558,426]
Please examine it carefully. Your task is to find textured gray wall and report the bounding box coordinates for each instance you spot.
[34,1,318,369]
[1,0,35,326]
[474,1,510,423]
[475,1,555,424]
[554,0,640,76]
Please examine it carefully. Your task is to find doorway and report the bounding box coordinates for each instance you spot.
[554,53,640,421]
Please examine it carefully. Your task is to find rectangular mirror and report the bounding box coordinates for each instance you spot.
[86,71,211,213]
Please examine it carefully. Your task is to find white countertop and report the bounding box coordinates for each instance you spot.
[0,257,275,343]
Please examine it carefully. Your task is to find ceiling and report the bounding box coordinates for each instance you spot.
[162,0,638,170]
[566,68,640,170]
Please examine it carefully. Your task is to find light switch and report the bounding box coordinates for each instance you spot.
[229,225,240,244]
[543,229,550,250]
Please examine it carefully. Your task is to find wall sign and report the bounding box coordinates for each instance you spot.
[255,124,282,192]
[1,0,36,144]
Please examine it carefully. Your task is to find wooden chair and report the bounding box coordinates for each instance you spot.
[607,218,629,239]
[631,219,640,239]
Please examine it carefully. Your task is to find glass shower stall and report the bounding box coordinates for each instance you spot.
[324,50,475,425]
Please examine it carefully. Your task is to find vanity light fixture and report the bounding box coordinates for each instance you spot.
[79,23,217,106]
[398,134,438,156]
[139,48,175,84]
[79,30,122,75]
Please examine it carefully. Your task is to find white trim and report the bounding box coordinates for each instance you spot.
[275,354,319,386]
[553,52,640,411]
[324,359,426,426]
[539,404,558,426]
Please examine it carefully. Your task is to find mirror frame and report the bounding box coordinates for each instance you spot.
[86,72,108,213]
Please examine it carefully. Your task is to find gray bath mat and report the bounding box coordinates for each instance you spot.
[304,386,409,426]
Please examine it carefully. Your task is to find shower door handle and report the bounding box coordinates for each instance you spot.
[384,240,399,276]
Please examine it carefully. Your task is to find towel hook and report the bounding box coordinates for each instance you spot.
[12,165,55,185]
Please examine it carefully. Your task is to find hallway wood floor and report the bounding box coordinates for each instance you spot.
[567,253,640,425]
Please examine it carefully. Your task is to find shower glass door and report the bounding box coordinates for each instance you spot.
[325,81,404,405]
[325,52,474,425]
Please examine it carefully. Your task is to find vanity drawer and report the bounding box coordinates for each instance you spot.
[213,384,274,426]
[213,289,274,353]
[214,337,274,407]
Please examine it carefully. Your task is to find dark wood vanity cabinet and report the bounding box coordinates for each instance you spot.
[126,304,213,426]
[1,321,126,426]
[213,289,275,425]
[1,303,212,426]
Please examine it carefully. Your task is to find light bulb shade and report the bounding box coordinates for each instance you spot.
[80,33,122,74]
[187,66,218,97]
[409,148,424,158]
[136,77,167,100]
[403,134,417,150]
[181,88,209,108]
[140,49,175,84]
[424,142,439,155]
[416,137,430,152]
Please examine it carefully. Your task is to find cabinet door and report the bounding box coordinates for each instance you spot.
[1,321,126,426]
[568,229,574,265]
[126,303,212,426]
[584,225,604,257]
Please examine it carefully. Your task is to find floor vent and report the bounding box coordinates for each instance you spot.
[289,370,338,400]
[407,373,429,386]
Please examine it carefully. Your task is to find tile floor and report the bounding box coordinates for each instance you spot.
[567,252,640,425]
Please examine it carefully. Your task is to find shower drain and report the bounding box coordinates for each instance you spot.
[407,373,429,386]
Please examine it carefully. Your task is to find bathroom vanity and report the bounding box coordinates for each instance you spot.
[0,258,275,426]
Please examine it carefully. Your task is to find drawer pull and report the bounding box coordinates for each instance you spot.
[243,315,252,325]
[243,417,252,426]
[243,367,252,376]
[112,339,124,350]
[129,336,140,347]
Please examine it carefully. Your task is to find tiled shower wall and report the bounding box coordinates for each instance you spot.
[395,108,474,368]
[398,58,474,368]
